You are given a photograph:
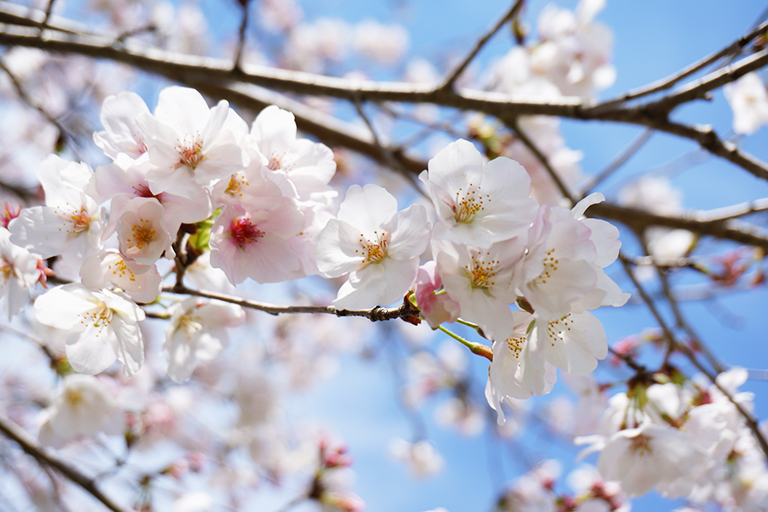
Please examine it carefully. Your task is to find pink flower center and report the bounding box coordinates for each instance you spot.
[132,183,162,200]
[355,231,389,268]
[69,209,91,233]
[0,203,21,228]
[629,433,652,455]
[230,216,264,248]
[177,139,204,168]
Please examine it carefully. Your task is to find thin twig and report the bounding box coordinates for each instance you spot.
[233,0,250,72]
[438,0,526,91]
[352,99,426,195]
[506,117,576,206]
[578,129,653,199]
[0,415,136,512]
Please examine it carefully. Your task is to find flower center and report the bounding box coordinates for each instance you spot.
[126,218,157,250]
[453,184,488,223]
[465,252,498,290]
[63,387,87,409]
[132,183,162,200]
[79,302,113,336]
[545,314,573,347]
[629,433,652,455]
[225,172,249,197]
[176,137,204,168]
[108,258,136,282]
[505,335,526,363]
[178,313,203,337]
[230,216,264,248]
[355,230,389,268]
[534,248,560,285]
[267,151,292,172]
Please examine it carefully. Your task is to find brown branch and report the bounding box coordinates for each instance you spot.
[0,414,135,512]
[166,284,421,323]
[506,117,576,206]
[645,49,768,114]
[578,129,653,199]
[2,16,768,183]
[438,0,526,91]
[597,20,768,109]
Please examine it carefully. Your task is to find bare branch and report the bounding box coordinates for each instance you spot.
[597,20,768,109]
[165,284,421,323]
[0,414,136,512]
[438,0,526,91]
[506,117,576,206]
[578,129,653,199]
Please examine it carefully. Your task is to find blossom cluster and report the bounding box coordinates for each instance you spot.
[0,84,629,430]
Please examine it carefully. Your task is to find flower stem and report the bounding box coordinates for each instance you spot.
[438,326,492,361]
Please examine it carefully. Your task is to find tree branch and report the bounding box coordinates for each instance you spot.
[0,414,135,512]
[597,20,768,109]
[438,0,526,91]
[166,284,421,323]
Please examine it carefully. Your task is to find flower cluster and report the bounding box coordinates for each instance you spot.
[4,85,626,427]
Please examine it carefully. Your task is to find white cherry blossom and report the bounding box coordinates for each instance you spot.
[80,249,163,304]
[38,374,124,447]
[164,297,245,382]
[93,91,151,160]
[724,72,768,135]
[139,86,249,198]
[34,284,145,376]
[421,139,538,248]
[115,197,173,266]
[0,228,41,318]
[315,184,431,309]
[9,155,104,265]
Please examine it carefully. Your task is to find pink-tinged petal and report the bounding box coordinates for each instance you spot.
[165,330,197,383]
[333,263,389,309]
[541,310,606,374]
[154,86,211,133]
[194,141,248,183]
[9,207,70,258]
[196,302,245,329]
[386,204,431,260]
[34,285,95,330]
[65,323,120,375]
[200,100,232,143]
[524,258,597,320]
[571,192,604,218]
[337,184,397,233]
[239,233,301,283]
[251,105,298,149]
[426,139,485,193]
[147,165,205,199]
[459,290,516,342]
[315,219,369,277]
[582,218,621,267]
[94,92,151,159]
[110,314,144,376]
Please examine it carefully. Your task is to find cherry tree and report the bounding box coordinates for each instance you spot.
[0,0,767,511]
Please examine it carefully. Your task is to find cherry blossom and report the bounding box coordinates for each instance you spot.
[209,192,304,284]
[724,72,768,135]
[138,86,248,198]
[80,250,163,304]
[164,297,245,382]
[315,184,431,309]
[421,139,538,248]
[9,155,104,266]
[0,228,42,318]
[33,284,145,376]
[38,374,124,447]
